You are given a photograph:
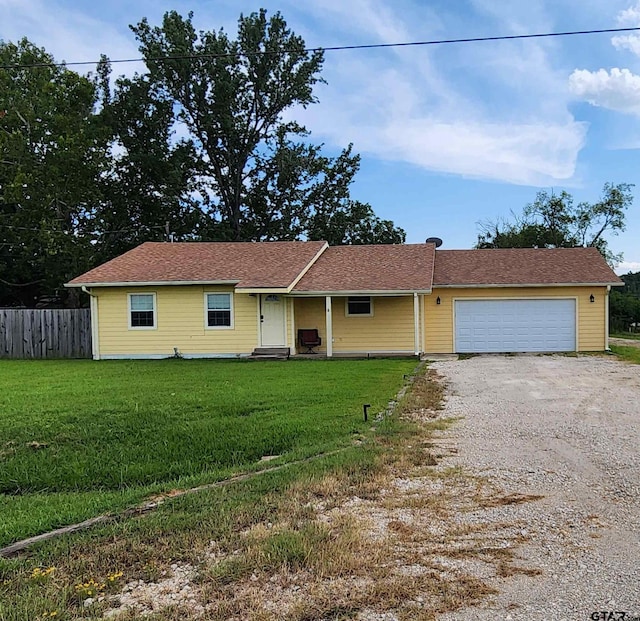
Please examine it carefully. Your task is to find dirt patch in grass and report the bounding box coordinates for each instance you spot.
[397,367,446,420]
[2,364,542,620]
[477,493,545,508]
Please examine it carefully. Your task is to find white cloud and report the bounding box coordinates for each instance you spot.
[612,2,640,56]
[616,2,640,25]
[569,2,640,117]
[1,0,589,186]
[0,0,143,76]
[615,260,640,274]
[291,0,587,186]
[612,34,640,56]
[310,0,412,44]
[569,68,640,115]
[302,93,586,186]
[470,0,553,34]
[298,76,587,186]
[381,120,586,185]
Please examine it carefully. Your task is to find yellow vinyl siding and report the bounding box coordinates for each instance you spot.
[95,286,258,357]
[294,298,327,353]
[294,296,415,353]
[94,285,607,357]
[424,286,608,353]
[577,288,608,350]
[333,296,414,352]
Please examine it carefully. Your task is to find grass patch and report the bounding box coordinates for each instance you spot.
[0,358,416,547]
[0,447,386,620]
[610,344,640,364]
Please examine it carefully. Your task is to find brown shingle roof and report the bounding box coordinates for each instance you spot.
[292,244,436,292]
[67,241,327,289]
[433,247,623,286]
[68,242,622,292]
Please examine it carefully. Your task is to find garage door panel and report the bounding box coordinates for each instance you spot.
[455,299,576,353]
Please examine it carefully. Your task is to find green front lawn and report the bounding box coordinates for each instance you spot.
[0,358,417,547]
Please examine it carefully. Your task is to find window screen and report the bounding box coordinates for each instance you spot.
[207,293,232,327]
[130,294,155,328]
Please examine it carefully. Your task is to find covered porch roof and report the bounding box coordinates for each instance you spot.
[291,244,436,294]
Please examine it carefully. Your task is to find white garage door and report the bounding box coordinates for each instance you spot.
[455,299,576,353]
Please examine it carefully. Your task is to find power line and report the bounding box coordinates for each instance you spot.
[0,223,166,234]
[0,26,639,70]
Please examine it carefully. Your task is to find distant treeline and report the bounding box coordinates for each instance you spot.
[610,272,640,332]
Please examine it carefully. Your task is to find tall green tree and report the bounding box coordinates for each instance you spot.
[620,270,640,296]
[0,39,108,306]
[308,200,405,245]
[129,9,404,243]
[0,11,405,305]
[476,183,633,265]
[93,61,203,262]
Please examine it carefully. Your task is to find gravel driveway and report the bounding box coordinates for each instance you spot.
[432,354,640,621]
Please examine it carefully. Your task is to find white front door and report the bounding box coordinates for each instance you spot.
[261,294,286,347]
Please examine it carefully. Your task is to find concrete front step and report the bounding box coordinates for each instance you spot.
[250,347,290,360]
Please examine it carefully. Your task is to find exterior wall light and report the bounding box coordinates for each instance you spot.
[590,294,595,303]
[436,296,441,305]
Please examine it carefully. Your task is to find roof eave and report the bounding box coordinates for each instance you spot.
[66,279,241,288]
[290,289,433,296]
[234,287,291,294]
[433,282,623,288]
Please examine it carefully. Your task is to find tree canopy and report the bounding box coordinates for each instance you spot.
[0,10,405,306]
[125,10,404,244]
[476,183,633,266]
[0,39,109,306]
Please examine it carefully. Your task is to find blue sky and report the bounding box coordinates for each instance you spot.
[2,0,639,272]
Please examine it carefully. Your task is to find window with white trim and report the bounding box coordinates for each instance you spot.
[206,293,233,328]
[129,293,156,328]
[346,296,373,316]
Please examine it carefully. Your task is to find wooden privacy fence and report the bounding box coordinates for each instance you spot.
[0,308,92,359]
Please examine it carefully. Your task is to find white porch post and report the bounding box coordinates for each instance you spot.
[420,294,426,354]
[325,296,333,358]
[289,298,297,355]
[605,285,611,351]
[413,292,420,356]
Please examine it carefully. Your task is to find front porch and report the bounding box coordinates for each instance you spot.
[283,293,426,357]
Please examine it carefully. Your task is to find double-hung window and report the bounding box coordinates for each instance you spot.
[346,296,373,317]
[129,293,156,328]
[206,293,233,328]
